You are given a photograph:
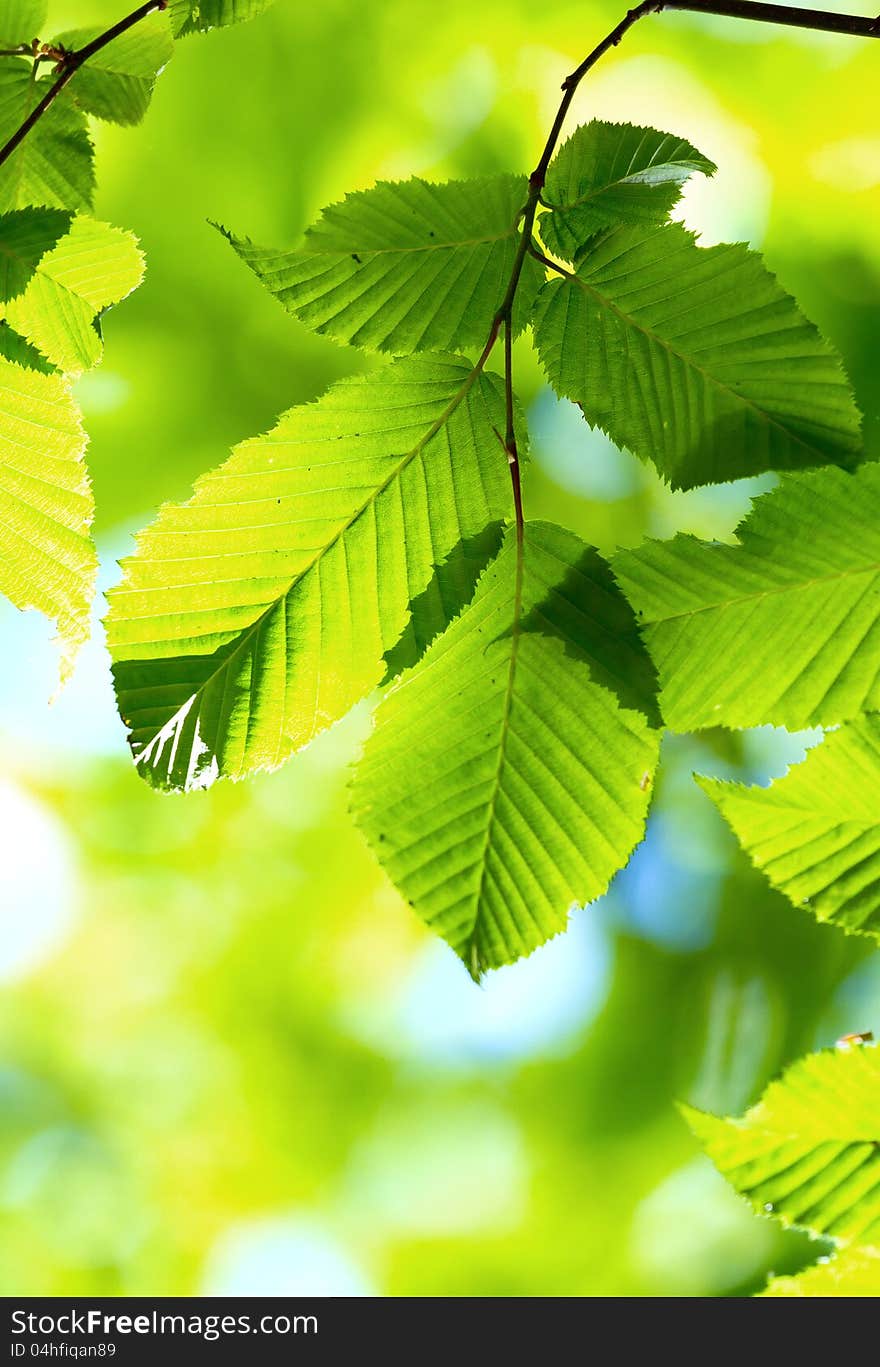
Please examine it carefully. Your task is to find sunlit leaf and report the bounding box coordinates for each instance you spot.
[221,175,544,354]
[700,718,880,942]
[0,355,95,681]
[614,464,880,731]
[539,120,715,260]
[687,1043,880,1256]
[107,354,514,792]
[0,209,144,373]
[531,221,861,489]
[353,521,660,975]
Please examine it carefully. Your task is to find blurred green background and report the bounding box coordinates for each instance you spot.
[1,0,879,1296]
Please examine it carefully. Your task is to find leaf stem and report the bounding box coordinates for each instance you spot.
[503,320,524,545]
[527,244,575,279]
[0,1,168,174]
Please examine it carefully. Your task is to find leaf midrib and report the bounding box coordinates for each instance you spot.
[634,557,880,627]
[466,536,524,977]
[303,227,521,258]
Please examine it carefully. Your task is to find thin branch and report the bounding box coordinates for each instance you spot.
[0,1,167,173]
[532,2,880,191]
[485,0,879,596]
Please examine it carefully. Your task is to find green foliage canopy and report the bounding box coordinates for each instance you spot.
[2,0,880,1303]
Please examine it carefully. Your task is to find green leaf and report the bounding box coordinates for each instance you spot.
[531,221,862,490]
[106,354,514,792]
[381,520,506,683]
[0,62,94,213]
[169,1,275,37]
[686,1043,880,1254]
[0,209,144,373]
[221,175,544,354]
[0,355,95,681]
[56,12,175,127]
[699,718,880,942]
[614,463,880,732]
[762,1245,880,1296]
[0,1,45,45]
[539,120,715,261]
[352,520,661,976]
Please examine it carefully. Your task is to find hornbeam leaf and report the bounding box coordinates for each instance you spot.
[0,355,95,681]
[169,0,275,36]
[699,718,880,942]
[762,1245,880,1297]
[531,221,862,489]
[0,2,45,45]
[539,120,715,261]
[221,175,544,354]
[106,354,514,792]
[0,63,94,213]
[381,520,506,683]
[56,13,175,127]
[352,521,661,975]
[613,463,880,731]
[686,1044,880,1255]
[0,210,144,373]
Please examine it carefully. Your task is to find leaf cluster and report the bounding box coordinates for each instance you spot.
[106,116,874,984]
[0,0,275,676]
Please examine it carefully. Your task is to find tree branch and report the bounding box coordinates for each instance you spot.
[532,1,880,191]
[491,0,880,591]
[0,1,168,174]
